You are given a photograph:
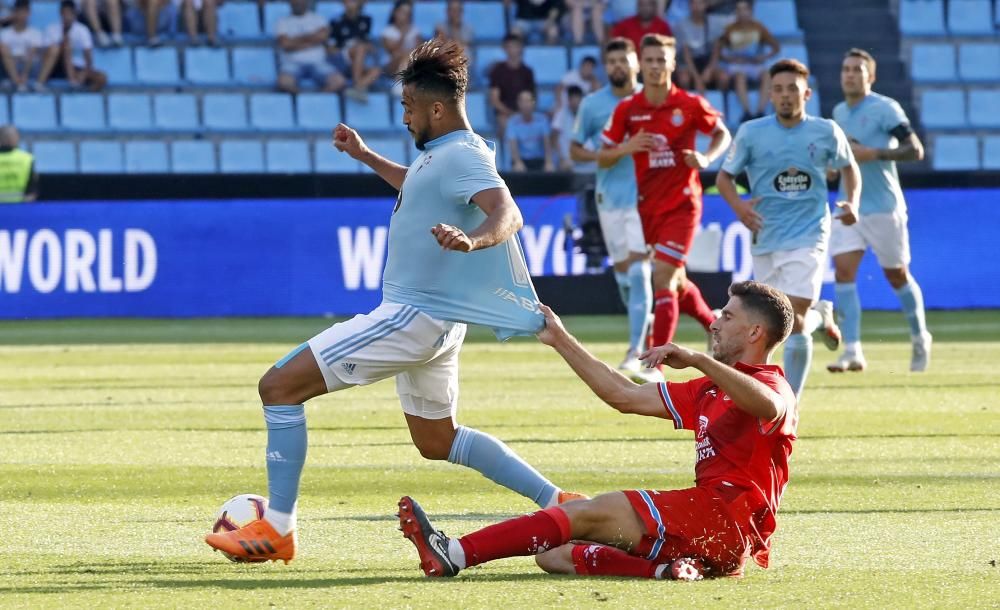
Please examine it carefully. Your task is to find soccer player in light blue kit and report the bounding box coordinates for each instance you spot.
[716,59,861,399]
[206,40,581,563]
[827,49,931,373]
[569,37,660,383]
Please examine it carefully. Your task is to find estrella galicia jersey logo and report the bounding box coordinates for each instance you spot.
[774,167,811,195]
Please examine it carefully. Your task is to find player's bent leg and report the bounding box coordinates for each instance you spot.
[651,258,684,348]
[534,544,576,574]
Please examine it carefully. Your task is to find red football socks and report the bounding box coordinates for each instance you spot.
[571,543,659,578]
[458,507,572,568]
[653,289,679,346]
[678,280,716,331]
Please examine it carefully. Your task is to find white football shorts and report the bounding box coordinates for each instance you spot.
[306,302,466,420]
[829,209,910,269]
[753,247,826,302]
[597,206,647,263]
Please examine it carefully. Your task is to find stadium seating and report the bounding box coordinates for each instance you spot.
[296,93,342,130]
[344,92,392,132]
[361,136,408,172]
[931,135,979,169]
[0,96,9,124]
[232,47,277,86]
[412,1,447,39]
[217,2,262,40]
[185,47,232,85]
[60,94,107,131]
[474,45,508,85]
[264,2,291,35]
[920,89,966,128]
[31,141,77,173]
[524,47,569,86]
[754,0,800,36]
[93,48,136,84]
[366,2,394,39]
[946,0,994,35]
[314,139,362,172]
[265,139,311,173]
[13,94,57,132]
[203,93,249,131]
[968,90,1000,128]
[28,1,58,30]
[779,44,809,67]
[464,2,506,41]
[125,140,170,173]
[466,91,492,134]
[910,43,956,82]
[899,0,947,35]
[171,140,217,173]
[958,43,1000,82]
[982,136,1000,169]
[220,139,266,172]
[135,47,182,85]
[249,93,297,131]
[153,94,200,131]
[79,140,125,173]
[108,93,154,131]
[316,1,345,22]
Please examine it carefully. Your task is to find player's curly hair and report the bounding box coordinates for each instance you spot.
[729,281,794,348]
[397,38,469,104]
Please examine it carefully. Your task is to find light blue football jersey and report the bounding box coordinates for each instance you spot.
[381,129,544,340]
[572,85,641,210]
[722,114,854,255]
[832,92,910,215]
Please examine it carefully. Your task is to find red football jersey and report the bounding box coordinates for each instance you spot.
[657,362,798,566]
[601,86,721,212]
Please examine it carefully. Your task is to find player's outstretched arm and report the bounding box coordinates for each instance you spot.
[536,305,670,419]
[332,123,408,190]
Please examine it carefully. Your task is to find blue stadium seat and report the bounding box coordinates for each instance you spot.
[958,43,1000,81]
[968,90,1000,127]
[220,140,265,173]
[754,0,800,36]
[185,47,231,84]
[232,47,277,86]
[361,136,408,173]
[947,0,994,34]
[0,96,8,124]
[203,93,248,130]
[108,93,153,131]
[265,139,311,173]
[466,91,492,133]
[412,1,447,39]
[537,89,556,114]
[570,46,603,79]
[31,141,77,173]
[12,94,57,131]
[920,89,966,128]
[779,44,809,67]
[79,140,124,173]
[344,92,392,131]
[93,48,135,84]
[250,93,296,130]
[366,2,394,39]
[932,135,979,170]
[218,2,263,39]
[135,47,181,85]
[264,2,291,35]
[153,94,199,131]
[982,136,1000,170]
[464,2,506,41]
[703,91,725,117]
[296,93,342,130]
[695,134,724,171]
[474,45,507,85]
[316,1,345,21]
[60,94,106,131]
[125,140,170,173]
[524,47,569,86]
[910,43,956,82]
[28,1,58,30]
[171,140,217,173]
[314,139,361,172]
[899,0,946,35]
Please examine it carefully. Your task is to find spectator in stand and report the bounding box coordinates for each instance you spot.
[0,0,42,92]
[508,89,554,172]
[488,33,536,135]
[80,0,123,47]
[606,0,667,23]
[330,0,381,102]
[610,0,672,52]
[508,0,563,45]
[674,0,728,94]
[138,0,172,47]
[552,84,592,171]
[565,0,605,44]
[176,0,218,47]
[435,0,472,47]
[36,0,106,91]
[706,0,738,31]
[717,0,779,121]
[553,54,600,118]
[0,125,36,202]
[381,0,423,90]
[276,0,346,94]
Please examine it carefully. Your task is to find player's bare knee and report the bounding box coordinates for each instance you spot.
[258,368,295,405]
[412,436,452,460]
[883,267,908,289]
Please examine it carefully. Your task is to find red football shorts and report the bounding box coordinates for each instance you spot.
[624,487,752,577]
[639,200,700,267]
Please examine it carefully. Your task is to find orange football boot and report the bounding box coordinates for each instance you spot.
[205,519,296,564]
[557,491,589,504]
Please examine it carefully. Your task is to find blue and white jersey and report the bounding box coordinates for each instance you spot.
[832,92,910,215]
[722,114,854,255]
[381,129,544,340]
[573,85,641,210]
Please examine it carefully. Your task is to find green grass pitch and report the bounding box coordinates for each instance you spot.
[0,311,997,608]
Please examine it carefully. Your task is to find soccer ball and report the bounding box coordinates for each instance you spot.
[212,493,268,563]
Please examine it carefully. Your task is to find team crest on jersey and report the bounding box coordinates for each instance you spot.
[415,153,433,173]
[807,142,819,163]
[774,166,811,196]
[671,108,685,126]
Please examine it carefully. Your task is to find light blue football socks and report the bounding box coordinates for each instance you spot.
[448,425,558,508]
[895,281,927,338]
[783,333,813,399]
[627,260,653,353]
[614,271,630,307]
[263,404,307,534]
[835,282,862,348]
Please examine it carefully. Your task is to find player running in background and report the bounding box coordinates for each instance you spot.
[569,37,659,382]
[399,281,798,580]
[206,40,581,564]
[600,34,732,356]
[828,48,931,373]
[717,59,860,400]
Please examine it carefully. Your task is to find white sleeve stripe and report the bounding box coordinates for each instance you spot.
[658,383,683,429]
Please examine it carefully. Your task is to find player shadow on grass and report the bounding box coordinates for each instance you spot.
[142,572,608,590]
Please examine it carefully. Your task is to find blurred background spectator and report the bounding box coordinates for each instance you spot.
[176,0,218,46]
[552,84,593,171]
[80,0,123,47]
[0,0,42,92]
[717,0,779,120]
[276,0,345,94]
[674,0,728,95]
[489,33,535,136]
[435,0,471,47]
[0,125,37,202]
[381,0,422,92]
[508,89,553,171]
[554,54,599,116]
[137,0,173,47]
[565,0,604,44]
[330,0,380,103]
[36,0,106,91]
[508,0,563,45]
[610,0,672,52]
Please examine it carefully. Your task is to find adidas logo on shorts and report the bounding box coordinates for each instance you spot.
[341,362,357,376]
